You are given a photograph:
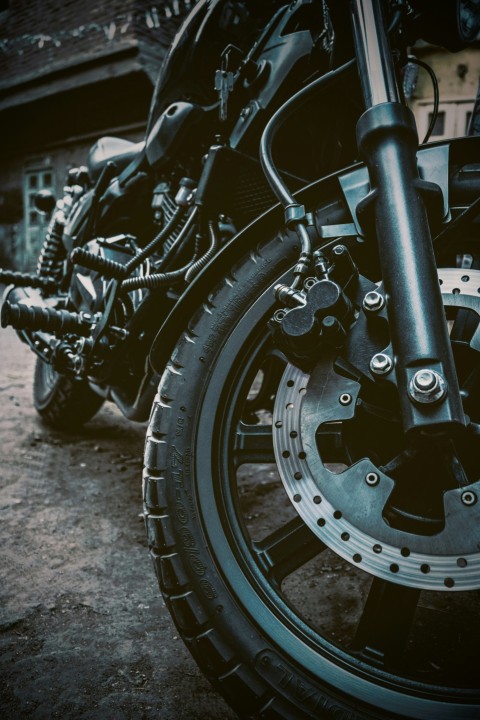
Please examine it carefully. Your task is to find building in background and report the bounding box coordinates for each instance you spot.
[407,41,480,142]
[0,0,193,269]
[1,4,479,270]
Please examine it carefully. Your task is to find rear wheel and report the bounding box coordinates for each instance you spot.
[33,356,104,430]
[144,171,480,718]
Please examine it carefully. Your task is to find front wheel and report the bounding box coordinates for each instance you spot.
[33,356,104,430]
[144,205,480,717]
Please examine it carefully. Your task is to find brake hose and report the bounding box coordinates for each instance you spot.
[260,58,355,285]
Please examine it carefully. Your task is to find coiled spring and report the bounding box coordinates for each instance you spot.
[37,217,67,281]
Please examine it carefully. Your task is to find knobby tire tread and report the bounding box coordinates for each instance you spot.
[143,234,377,720]
[33,357,104,430]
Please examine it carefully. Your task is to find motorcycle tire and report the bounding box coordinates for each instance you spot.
[33,356,104,430]
[144,186,480,717]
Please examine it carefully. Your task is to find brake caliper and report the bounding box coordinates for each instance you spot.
[270,244,367,368]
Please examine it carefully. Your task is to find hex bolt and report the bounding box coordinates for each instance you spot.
[408,369,447,404]
[370,353,393,375]
[365,472,380,486]
[461,490,477,506]
[413,370,436,391]
[339,393,352,406]
[363,290,384,312]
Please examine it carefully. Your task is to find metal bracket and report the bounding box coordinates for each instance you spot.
[337,144,450,237]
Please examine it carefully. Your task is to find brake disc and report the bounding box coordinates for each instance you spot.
[273,268,480,591]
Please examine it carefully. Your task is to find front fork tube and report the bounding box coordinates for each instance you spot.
[351,0,466,435]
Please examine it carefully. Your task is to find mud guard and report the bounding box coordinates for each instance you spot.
[149,136,480,375]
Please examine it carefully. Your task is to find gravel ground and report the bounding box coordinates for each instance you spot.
[0,325,236,720]
[2,319,480,720]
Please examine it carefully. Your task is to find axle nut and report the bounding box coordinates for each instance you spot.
[408,369,447,404]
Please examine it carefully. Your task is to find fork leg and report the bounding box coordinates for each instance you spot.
[350,0,466,436]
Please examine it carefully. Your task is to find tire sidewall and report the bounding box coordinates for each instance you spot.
[150,235,461,720]
[33,355,103,427]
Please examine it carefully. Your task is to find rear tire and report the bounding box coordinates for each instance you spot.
[33,356,104,430]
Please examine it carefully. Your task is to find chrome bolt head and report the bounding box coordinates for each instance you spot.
[370,353,393,375]
[339,393,352,406]
[409,369,447,404]
[363,290,384,312]
[413,370,437,391]
[461,490,477,506]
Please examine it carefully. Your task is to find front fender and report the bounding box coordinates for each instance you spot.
[149,136,480,375]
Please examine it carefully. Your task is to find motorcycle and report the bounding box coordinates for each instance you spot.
[2,0,480,717]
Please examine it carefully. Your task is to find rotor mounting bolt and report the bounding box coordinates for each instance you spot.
[363,290,384,312]
[413,370,437,391]
[461,490,477,506]
[365,472,380,487]
[408,369,447,404]
[370,353,393,375]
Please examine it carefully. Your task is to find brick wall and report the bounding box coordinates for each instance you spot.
[0,0,197,269]
[0,0,196,89]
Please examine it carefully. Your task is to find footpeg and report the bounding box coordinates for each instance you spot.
[1,301,93,336]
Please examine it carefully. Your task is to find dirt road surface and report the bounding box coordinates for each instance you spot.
[0,325,236,720]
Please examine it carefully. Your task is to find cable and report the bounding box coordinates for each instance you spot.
[185,221,219,283]
[387,0,406,34]
[120,234,201,292]
[407,56,439,144]
[157,206,198,269]
[260,58,355,285]
[260,58,355,209]
[126,206,186,273]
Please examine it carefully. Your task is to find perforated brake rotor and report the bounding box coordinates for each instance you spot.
[273,268,480,591]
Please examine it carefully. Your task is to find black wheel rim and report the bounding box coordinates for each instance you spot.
[194,264,480,718]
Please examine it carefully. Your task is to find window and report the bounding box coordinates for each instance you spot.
[415,101,475,143]
[427,110,445,137]
[465,111,473,134]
